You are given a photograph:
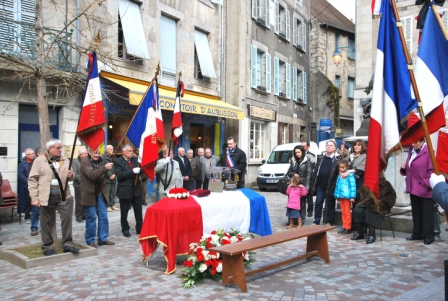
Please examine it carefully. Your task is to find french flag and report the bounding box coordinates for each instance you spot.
[172,80,184,145]
[77,52,106,150]
[127,81,165,181]
[399,4,448,154]
[371,0,382,15]
[364,0,417,199]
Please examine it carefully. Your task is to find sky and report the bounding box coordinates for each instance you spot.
[327,0,356,22]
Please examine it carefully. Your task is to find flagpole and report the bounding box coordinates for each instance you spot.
[390,0,440,175]
[431,3,448,40]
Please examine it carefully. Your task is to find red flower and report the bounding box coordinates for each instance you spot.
[211,230,216,235]
[196,253,205,261]
[206,242,213,249]
[221,238,231,245]
[210,267,217,275]
[196,247,203,253]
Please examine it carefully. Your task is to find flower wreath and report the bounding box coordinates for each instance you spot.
[167,187,189,199]
[181,228,255,288]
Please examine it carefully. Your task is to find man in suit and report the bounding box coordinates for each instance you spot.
[174,147,194,190]
[218,136,247,188]
[113,144,143,237]
[102,145,118,211]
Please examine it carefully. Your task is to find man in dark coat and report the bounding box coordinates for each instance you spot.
[218,136,247,188]
[80,148,115,248]
[114,144,143,237]
[309,140,341,225]
[102,145,118,211]
[174,147,194,190]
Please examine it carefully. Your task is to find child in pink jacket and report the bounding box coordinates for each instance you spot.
[286,175,308,229]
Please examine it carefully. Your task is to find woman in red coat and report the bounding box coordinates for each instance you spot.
[400,138,435,245]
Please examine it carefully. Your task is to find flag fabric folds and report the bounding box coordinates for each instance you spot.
[127,81,166,181]
[172,80,184,145]
[364,0,417,199]
[77,52,106,151]
[371,0,382,15]
[400,5,448,148]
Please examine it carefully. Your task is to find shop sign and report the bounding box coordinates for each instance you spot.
[247,105,276,121]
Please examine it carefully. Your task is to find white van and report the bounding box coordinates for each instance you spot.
[256,142,318,191]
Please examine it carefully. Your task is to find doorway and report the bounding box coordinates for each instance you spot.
[190,124,213,155]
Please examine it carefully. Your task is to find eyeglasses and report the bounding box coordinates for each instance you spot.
[26,153,35,156]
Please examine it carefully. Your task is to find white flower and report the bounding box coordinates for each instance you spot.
[244,252,249,261]
[210,234,220,244]
[216,263,222,273]
[198,263,208,273]
[202,250,209,259]
[230,236,238,243]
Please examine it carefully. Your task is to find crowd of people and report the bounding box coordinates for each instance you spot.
[284,137,446,245]
[4,134,447,252]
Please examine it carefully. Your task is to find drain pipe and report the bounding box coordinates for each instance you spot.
[76,0,81,72]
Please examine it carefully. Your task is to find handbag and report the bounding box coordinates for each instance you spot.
[276,174,290,195]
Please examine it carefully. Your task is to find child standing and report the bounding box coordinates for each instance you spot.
[334,159,357,234]
[286,175,308,229]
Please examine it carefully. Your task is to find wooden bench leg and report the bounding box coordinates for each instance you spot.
[306,232,330,263]
[221,254,247,293]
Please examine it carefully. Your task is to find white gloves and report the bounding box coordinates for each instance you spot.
[430,173,446,189]
[133,167,141,174]
[163,157,171,164]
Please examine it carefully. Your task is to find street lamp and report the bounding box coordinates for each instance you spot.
[332,45,355,66]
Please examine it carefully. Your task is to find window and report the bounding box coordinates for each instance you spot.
[194,29,216,79]
[274,57,290,98]
[293,16,306,51]
[348,77,355,99]
[251,45,271,93]
[275,0,290,41]
[117,0,149,63]
[295,0,303,8]
[401,16,413,54]
[293,67,306,103]
[0,0,35,55]
[335,33,341,50]
[160,15,177,85]
[250,121,265,160]
[335,75,340,88]
[347,38,355,60]
[251,0,270,28]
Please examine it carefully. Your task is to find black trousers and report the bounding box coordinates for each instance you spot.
[203,177,210,190]
[410,194,435,241]
[119,196,143,233]
[306,193,313,215]
[23,188,32,220]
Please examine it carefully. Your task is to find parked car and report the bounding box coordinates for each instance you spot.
[257,142,318,191]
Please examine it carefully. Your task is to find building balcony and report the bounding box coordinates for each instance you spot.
[0,17,73,72]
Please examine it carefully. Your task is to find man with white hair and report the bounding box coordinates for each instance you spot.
[174,147,194,190]
[309,140,341,226]
[28,139,78,256]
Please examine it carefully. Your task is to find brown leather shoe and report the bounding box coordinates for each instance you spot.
[87,242,97,248]
[30,230,38,236]
[98,240,115,246]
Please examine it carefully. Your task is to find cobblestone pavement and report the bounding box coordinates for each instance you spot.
[0,189,446,300]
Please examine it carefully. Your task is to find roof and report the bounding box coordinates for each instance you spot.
[311,0,355,35]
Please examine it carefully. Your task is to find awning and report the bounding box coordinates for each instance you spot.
[100,72,244,120]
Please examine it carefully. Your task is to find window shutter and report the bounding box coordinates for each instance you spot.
[443,11,448,32]
[286,9,290,41]
[251,45,257,88]
[302,23,306,51]
[161,15,177,73]
[403,16,413,54]
[293,16,297,46]
[265,0,270,29]
[274,56,279,95]
[274,0,279,34]
[286,63,291,99]
[0,0,15,53]
[266,53,271,93]
[20,0,35,54]
[292,66,297,101]
[252,0,256,19]
[303,72,307,104]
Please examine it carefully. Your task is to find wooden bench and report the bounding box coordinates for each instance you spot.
[209,225,335,292]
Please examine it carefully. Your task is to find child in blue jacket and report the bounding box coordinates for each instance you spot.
[286,175,308,229]
[334,159,357,234]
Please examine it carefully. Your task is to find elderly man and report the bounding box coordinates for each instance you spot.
[18,148,35,224]
[218,136,247,188]
[102,145,118,211]
[203,148,218,190]
[114,144,143,237]
[155,144,183,196]
[191,148,205,189]
[80,147,115,248]
[310,140,341,226]
[174,147,194,190]
[187,149,198,189]
[28,139,78,256]
[72,147,88,223]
